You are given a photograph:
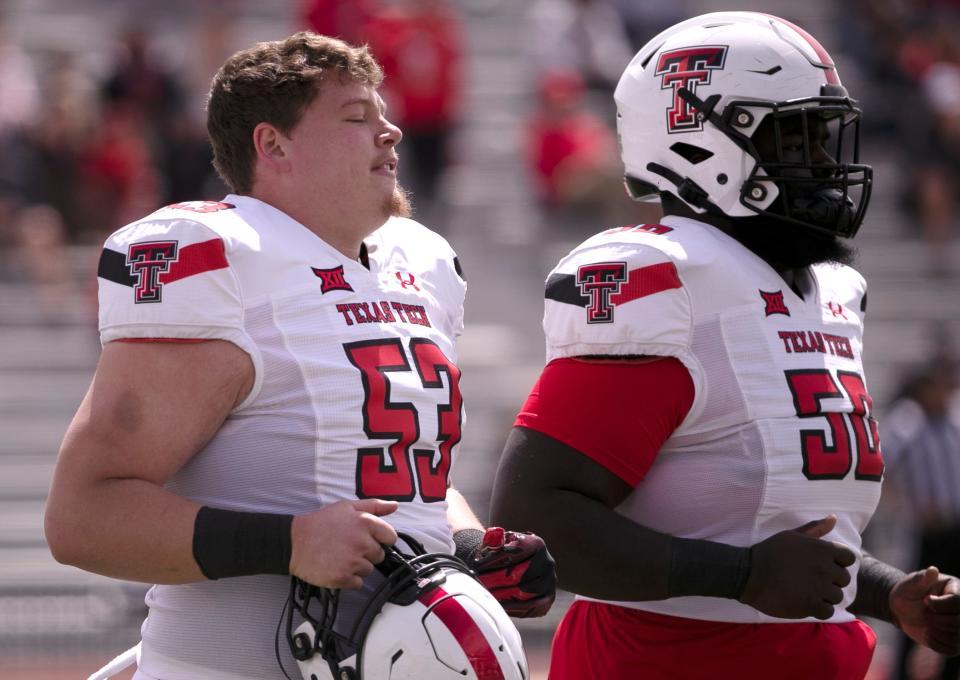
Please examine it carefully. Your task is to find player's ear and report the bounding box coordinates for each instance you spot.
[252,123,292,174]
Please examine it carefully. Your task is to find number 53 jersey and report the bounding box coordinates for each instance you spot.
[97,196,466,680]
[543,215,883,624]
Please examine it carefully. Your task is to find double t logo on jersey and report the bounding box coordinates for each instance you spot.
[655,46,728,133]
[127,241,179,303]
[576,262,628,324]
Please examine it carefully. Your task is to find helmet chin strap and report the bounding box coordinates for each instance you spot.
[647,87,755,218]
[645,161,726,217]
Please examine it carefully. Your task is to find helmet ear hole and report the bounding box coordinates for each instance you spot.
[669,142,714,164]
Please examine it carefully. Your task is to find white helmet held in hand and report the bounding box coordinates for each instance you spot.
[615,11,872,238]
[283,536,528,680]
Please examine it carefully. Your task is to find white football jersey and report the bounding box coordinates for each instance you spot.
[543,215,883,624]
[97,196,466,680]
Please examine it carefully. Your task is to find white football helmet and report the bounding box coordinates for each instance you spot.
[283,536,528,680]
[615,11,872,238]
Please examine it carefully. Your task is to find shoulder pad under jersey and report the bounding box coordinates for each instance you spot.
[368,217,467,338]
[543,224,693,362]
[97,204,255,358]
[811,262,869,322]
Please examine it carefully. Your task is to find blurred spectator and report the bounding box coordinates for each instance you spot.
[883,345,960,680]
[76,105,161,240]
[525,70,655,231]
[526,72,612,206]
[17,55,98,241]
[609,0,684,50]
[159,110,226,206]
[360,0,464,215]
[844,2,960,274]
[101,26,185,138]
[74,26,202,239]
[911,58,960,272]
[301,0,380,43]
[527,0,633,109]
[0,18,40,249]
[0,22,38,138]
[13,204,72,315]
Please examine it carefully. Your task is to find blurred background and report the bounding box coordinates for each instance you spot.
[1,0,959,678]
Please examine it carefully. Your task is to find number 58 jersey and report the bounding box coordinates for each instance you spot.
[543,215,883,624]
[97,196,466,679]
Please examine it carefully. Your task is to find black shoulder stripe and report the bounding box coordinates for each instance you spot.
[98,248,134,287]
[453,256,465,281]
[545,272,587,306]
[860,291,867,313]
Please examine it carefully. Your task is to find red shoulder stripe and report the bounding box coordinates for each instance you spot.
[160,238,229,284]
[610,262,682,305]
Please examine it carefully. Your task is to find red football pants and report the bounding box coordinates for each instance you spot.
[548,600,876,680]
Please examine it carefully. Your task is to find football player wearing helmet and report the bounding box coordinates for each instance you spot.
[45,32,553,680]
[491,12,960,680]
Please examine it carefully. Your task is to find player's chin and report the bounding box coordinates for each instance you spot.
[383,184,413,219]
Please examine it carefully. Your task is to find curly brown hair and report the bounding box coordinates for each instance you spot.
[206,32,383,194]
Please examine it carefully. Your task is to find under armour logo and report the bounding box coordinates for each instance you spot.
[127,241,179,303]
[760,290,791,317]
[826,301,848,319]
[655,45,728,133]
[395,272,420,291]
[312,265,354,294]
[577,262,627,324]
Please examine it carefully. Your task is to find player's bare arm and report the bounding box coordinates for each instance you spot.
[445,486,483,532]
[46,340,398,587]
[492,425,855,620]
[851,554,960,656]
[45,340,252,583]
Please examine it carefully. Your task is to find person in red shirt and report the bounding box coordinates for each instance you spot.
[360,0,464,207]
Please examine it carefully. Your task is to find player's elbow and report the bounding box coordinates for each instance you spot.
[44,495,87,567]
[489,477,554,538]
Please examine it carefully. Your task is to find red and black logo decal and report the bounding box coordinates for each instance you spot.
[760,290,791,317]
[127,241,179,303]
[577,262,628,324]
[312,265,353,294]
[546,261,683,324]
[98,238,229,302]
[655,46,727,133]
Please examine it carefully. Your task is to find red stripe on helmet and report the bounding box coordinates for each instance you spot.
[765,14,840,85]
[419,587,506,680]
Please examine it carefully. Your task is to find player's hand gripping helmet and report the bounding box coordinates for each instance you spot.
[282,535,529,680]
[615,11,872,238]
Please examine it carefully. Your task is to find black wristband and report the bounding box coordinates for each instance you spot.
[667,537,752,599]
[192,506,294,580]
[849,553,904,623]
[453,528,485,563]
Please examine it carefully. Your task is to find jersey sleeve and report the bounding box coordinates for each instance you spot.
[515,357,694,486]
[543,238,692,362]
[97,217,259,370]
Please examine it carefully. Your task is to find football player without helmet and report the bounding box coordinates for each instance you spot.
[282,536,529,680]
[615,11,872,239]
